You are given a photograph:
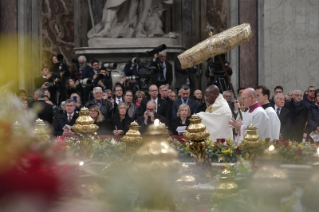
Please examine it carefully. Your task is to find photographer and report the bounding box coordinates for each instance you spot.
[34,67,57,104]
[93,67,113,91]
[72,55,94,79]
[151,50,173,88]
[50,55,70,104]
[205,54,232,93]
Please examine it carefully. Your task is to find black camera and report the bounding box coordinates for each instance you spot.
[126,75,139,81]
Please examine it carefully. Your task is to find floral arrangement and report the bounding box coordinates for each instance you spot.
[221,158,257,179]
[170,139,192,162]
[65,137,126,162]
[205,138,242,163]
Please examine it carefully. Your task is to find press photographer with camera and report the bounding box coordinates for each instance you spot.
[205,54,232,93]
[151,50,173,88]
[93,67,113,91]
[34,67,58,104]
[50,54,70,104]
[72,55,94,79]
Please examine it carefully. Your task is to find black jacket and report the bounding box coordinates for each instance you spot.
[53,112,79,136]
[171,98,198,119]
[276,107,291,140]
[307,103,319,132]
[288,99,308,142]
[31,100,54,124]
[174,58,197,91]
[110,114,133,135]
[138,97,170,123]
[171,117,190,135]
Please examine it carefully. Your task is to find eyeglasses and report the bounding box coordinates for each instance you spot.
[294,94,302,97]
[146,108,154,111]
[90,110,98,113]
[149,90,158,92]
[308,90,315,92]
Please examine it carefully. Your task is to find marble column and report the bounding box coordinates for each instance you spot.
[239,0,258,88]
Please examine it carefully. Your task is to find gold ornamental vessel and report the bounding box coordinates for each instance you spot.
[183,114,210,141]
[71,107,99,158]
[240,124,263,163]
[33,118,50,142]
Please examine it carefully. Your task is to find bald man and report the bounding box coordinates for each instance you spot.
[197,85,233,141]
[229,88,269,143]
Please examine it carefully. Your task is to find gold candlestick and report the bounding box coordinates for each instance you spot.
[71,107,98,158]
[33,118,50,142]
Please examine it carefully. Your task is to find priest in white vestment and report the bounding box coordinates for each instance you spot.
[197,85,233,141]
[229,88,269,144]
[256,86,281,140]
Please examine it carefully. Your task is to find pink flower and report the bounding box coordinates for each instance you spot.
[236,146,241,153]
[296,148,303,155]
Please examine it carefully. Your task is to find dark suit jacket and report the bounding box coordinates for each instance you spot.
[73,64,94,79]
[275,107,291,140]
[288,100,308,142]
[197,102,207,112]
[138,97,169,123]
[307,104,319,131]
[31,100,54,124]
[136,113,166,134]
[171,98,198,119]
[171,117,190,135]
[150,59,173,87]
[53,112,79,136]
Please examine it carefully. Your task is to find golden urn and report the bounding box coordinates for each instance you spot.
[132,119,181,210]
[213,170,238,199]
[33,118,50,141]
[183,114,210,141]
[121,121,143,144]
[71,107,99,134]
[240,124,263,163]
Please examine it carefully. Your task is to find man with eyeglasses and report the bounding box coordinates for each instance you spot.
[138,84,169,122]
[137,101,166,134]
[303,86,317,109]
[85,87,113,120]
[274,93,290,140]
[288,90,308,142]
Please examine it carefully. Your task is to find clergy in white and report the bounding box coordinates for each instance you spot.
[256,86,281,140]
[197,85,233,141]
[229,88,269,144]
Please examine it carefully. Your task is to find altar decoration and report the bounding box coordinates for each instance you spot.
[183,114,210,166]
[240,124,264,163]
[205,138,241,163]
[33,118,51,142]
[178,23,252,69]
[71,107,99,158]
[170,138,193,162]
[132,120,182,210]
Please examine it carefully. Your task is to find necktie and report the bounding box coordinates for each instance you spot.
[68,115,72,122]
[276,108,280,116]
[118,99,121,104]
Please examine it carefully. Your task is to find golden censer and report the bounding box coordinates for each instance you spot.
[240,124,263,163]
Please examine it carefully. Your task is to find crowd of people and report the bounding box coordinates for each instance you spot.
[16,52,319,143]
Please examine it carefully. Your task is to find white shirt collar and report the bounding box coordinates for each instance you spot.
[42,75,47,79]
[67,112,74,117]
[274,105,281,110]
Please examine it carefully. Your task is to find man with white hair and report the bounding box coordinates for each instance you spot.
[73,55,94,79]
[151,50,173,88]
[274,93,290,140]
[229,88,269,143]
[85,87,113,120]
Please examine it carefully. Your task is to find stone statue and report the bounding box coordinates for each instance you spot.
[87,0,173,38]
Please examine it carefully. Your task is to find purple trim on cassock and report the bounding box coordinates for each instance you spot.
[249,102,262,113]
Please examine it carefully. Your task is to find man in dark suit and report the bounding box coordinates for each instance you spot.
[150,51,173,88]
[273,93,291,140]
[172,84,198,119]
[139,84,169,124]
[137,101,166,134]
[31,89,54,124]
[174,58,197,93]
[53,99,79,136]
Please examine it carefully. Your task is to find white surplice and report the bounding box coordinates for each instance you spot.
[265,106,281,140]
[197,94,233,141]
[236,103,269,144]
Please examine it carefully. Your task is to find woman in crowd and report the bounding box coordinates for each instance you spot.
[89,105,108,135]
[21,97,29,111]
[171,104,191,135]
[66,78,83,100]
[307,89,319,140]
[110,102,133,136]
[70,93,82,111]
[124,90,138,120]
[135,90,146,107]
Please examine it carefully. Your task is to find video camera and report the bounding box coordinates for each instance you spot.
[208,54,229,75]
[102,63,117,70]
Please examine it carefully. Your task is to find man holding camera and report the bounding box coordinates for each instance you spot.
[73,55,94,79]
[151,50,172,88]
[93,67,113,91]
